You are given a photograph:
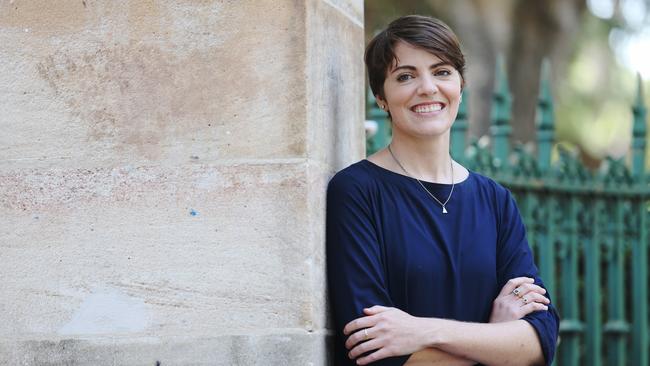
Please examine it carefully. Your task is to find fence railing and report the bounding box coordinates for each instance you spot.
[365,60,649,366]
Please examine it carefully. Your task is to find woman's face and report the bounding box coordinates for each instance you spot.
[378,41,463,140]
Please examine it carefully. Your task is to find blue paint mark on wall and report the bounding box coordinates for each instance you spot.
[189,209,198,216]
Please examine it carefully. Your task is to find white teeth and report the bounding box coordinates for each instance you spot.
[413,104,443,113]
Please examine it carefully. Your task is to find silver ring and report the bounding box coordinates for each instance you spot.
[522,297,529,305]
[512,288,521,297]
[363,329,369,340]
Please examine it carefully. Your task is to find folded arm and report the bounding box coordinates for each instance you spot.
[428,318,543,366]
[401,277,549,366]
[404,348,475,366]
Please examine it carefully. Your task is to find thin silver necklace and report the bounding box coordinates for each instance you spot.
[387,144,454,214]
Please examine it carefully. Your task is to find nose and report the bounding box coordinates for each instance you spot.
[417,74,439,96]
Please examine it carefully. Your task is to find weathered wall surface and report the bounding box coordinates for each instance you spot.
[0,1,364,364]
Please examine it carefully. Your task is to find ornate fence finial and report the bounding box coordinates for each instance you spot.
[536,59,555,173]
[490,55,512,168]
[631,73,647,178]
[451,89,469,163]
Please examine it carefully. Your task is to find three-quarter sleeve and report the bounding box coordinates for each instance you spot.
[326,171,410,366]
[495,189,560,365]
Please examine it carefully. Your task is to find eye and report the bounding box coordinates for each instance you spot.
[435,69,452,77]
[396,74,413,82]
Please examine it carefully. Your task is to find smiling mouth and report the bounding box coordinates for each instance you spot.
[411,103,444,113]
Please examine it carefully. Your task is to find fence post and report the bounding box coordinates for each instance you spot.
[584,199,603,366]
[559,197,582,366]
[631,74,647,178]
[536,60,554,173]
[490,57,512,168]
[451,90,469,163]
[630,75,648,366]
[605,198,629,366]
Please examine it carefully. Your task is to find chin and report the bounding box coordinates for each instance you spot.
[414,122,453,135]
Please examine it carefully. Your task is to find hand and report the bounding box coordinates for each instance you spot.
[489,277,550,323]
[343,306,429,365]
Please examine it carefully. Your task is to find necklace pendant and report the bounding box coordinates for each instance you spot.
[442,206,448,214]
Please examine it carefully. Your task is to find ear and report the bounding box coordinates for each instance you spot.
[375,94,387,110]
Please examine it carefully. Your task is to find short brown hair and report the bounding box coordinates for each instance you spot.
[365,15,466,100]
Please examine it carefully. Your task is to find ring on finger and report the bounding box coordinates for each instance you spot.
[363,328,369,340]
[512,288,522,297]
[522,296,529,305]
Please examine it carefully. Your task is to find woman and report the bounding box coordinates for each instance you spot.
[326,15,559,365]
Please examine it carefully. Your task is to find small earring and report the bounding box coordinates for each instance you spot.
[380,105,385,110]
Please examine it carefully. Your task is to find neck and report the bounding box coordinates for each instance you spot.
[388,131,453,183]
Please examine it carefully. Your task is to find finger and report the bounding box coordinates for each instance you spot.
[356,347,392,365]
[348,338,382,359]
[516,283,547,297]
[519,302,549,317]
[500,277,534,296]
[499,277,534,297]
[344,315,378,336]
[519,293,550,306]
[363,305,390,315]
[345,328,374,349]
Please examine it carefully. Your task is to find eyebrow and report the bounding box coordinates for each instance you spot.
[390,62,449,74]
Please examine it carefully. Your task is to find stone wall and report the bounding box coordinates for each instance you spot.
[0,1,364,364]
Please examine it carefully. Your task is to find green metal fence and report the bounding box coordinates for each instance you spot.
[365,61,649,366]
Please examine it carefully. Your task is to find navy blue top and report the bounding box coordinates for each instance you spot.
[326,160,559,365]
